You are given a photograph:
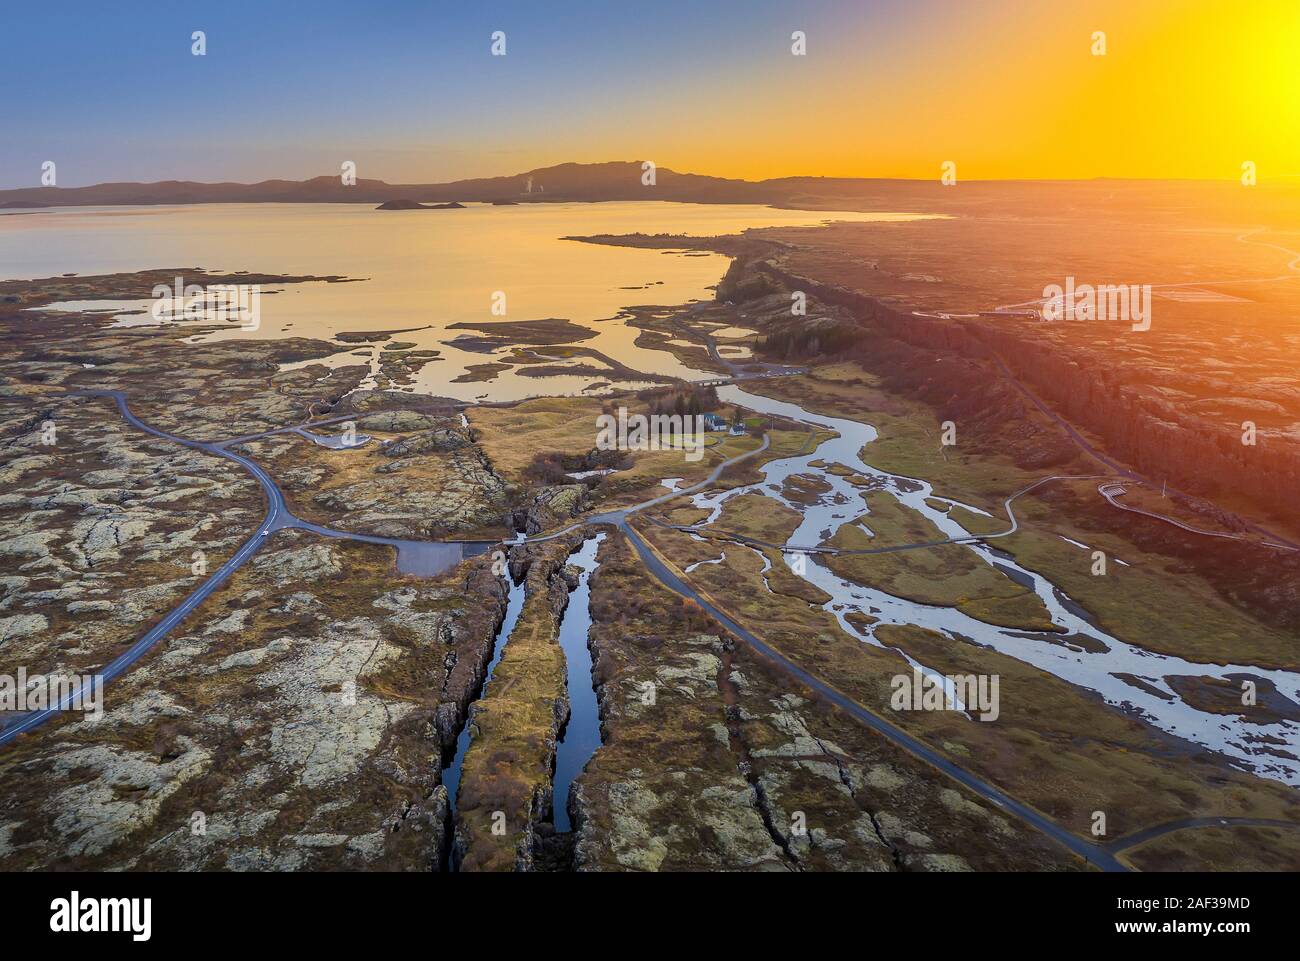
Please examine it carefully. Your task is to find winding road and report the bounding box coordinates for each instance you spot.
[0,390,490,745]
[6,387,1284,872]
[0,391,285,744]
[644,471,1110,557]
[1097,482,1252,542]
[985,354,1300,553]
[1105,817,1300,855]
[2,389,764,745]
[507,433,773,543]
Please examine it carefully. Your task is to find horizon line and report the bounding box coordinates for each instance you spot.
[0,160,1277,195]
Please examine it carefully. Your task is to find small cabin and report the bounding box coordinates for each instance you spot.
[701,413,729,432]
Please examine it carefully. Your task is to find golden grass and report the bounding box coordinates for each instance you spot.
[825,494,1056,632]
[454,541,574,871]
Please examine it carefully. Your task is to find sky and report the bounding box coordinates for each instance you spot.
[3,0,1297,188]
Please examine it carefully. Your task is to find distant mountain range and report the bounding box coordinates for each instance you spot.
[1,162,1269,218]
[0,161,969,211]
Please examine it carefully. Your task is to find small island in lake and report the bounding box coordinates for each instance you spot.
[375,199,466,210]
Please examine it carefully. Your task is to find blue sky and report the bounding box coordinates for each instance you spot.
[3,0,901,187]
[6,0,1286,186]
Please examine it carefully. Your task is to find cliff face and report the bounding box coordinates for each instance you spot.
[751,259,1300,529]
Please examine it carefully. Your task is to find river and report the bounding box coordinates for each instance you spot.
[15,198,1295,788]
[442,568,529,816]
[707,385,1300,785]
[551,534,606,832]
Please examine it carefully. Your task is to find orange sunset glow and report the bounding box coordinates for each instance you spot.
[624,0,1300,182]
[3,0,1299,917]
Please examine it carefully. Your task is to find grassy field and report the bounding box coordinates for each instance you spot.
[577,532,1081,871]
[470,394,761,511]
[626,359,1300,867]
[1121,824,1300,871]
[824,497,1056,633]
[737,363,1300,670]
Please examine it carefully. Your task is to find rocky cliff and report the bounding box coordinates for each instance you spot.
[750,258,1300,531]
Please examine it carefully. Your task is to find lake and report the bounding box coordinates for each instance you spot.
[1,201,937,400]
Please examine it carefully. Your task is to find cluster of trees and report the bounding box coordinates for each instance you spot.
[523,451,576,485]
[633,384,720,417]
[756,322,863,360]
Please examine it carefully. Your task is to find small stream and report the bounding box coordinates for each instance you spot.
[442,568,528,815]
[552,534,606,832]
[704,385,1300,785]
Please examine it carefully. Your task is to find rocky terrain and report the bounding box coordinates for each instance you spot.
[0,533,508,870]
[452,535,584,871]
[575,230,1300,639]
[757,253,1300,543]
[572,533,1078,871]
[0,272,519,869]
[3,231,1297,874]
[0,393,260,678]
[575,180,1300,544]
[240,414,512,540]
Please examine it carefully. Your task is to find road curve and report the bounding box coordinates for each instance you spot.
[0,390,486,746]
[0,390,285,745]
[1106,816,1300,854]
[0,392,1212,871]
[512,433,773,544]
[645,472,1109,557]
[987,355,1300,552]
[1097,482,1253,542]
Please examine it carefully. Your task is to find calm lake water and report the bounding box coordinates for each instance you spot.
[2,202,936,400]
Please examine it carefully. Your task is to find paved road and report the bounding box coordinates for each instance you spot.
[904,309,1299,553]
[0,390,490,746]
[646,471,1108,557]
[1097,482,1254,543]
[517,400,1284,869]
[5,386,753,747]
[519,416,1123,868]
[0,390,1240,870]
[665,308,806,385]
[697,329,804,382]
[215,401,472,448]
[615,516,1126,872]
[1105,816,1300,854]
[987,354,1300,552]
[217,413,363,447]
[0,390,286,745]
[512,433,773,544]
